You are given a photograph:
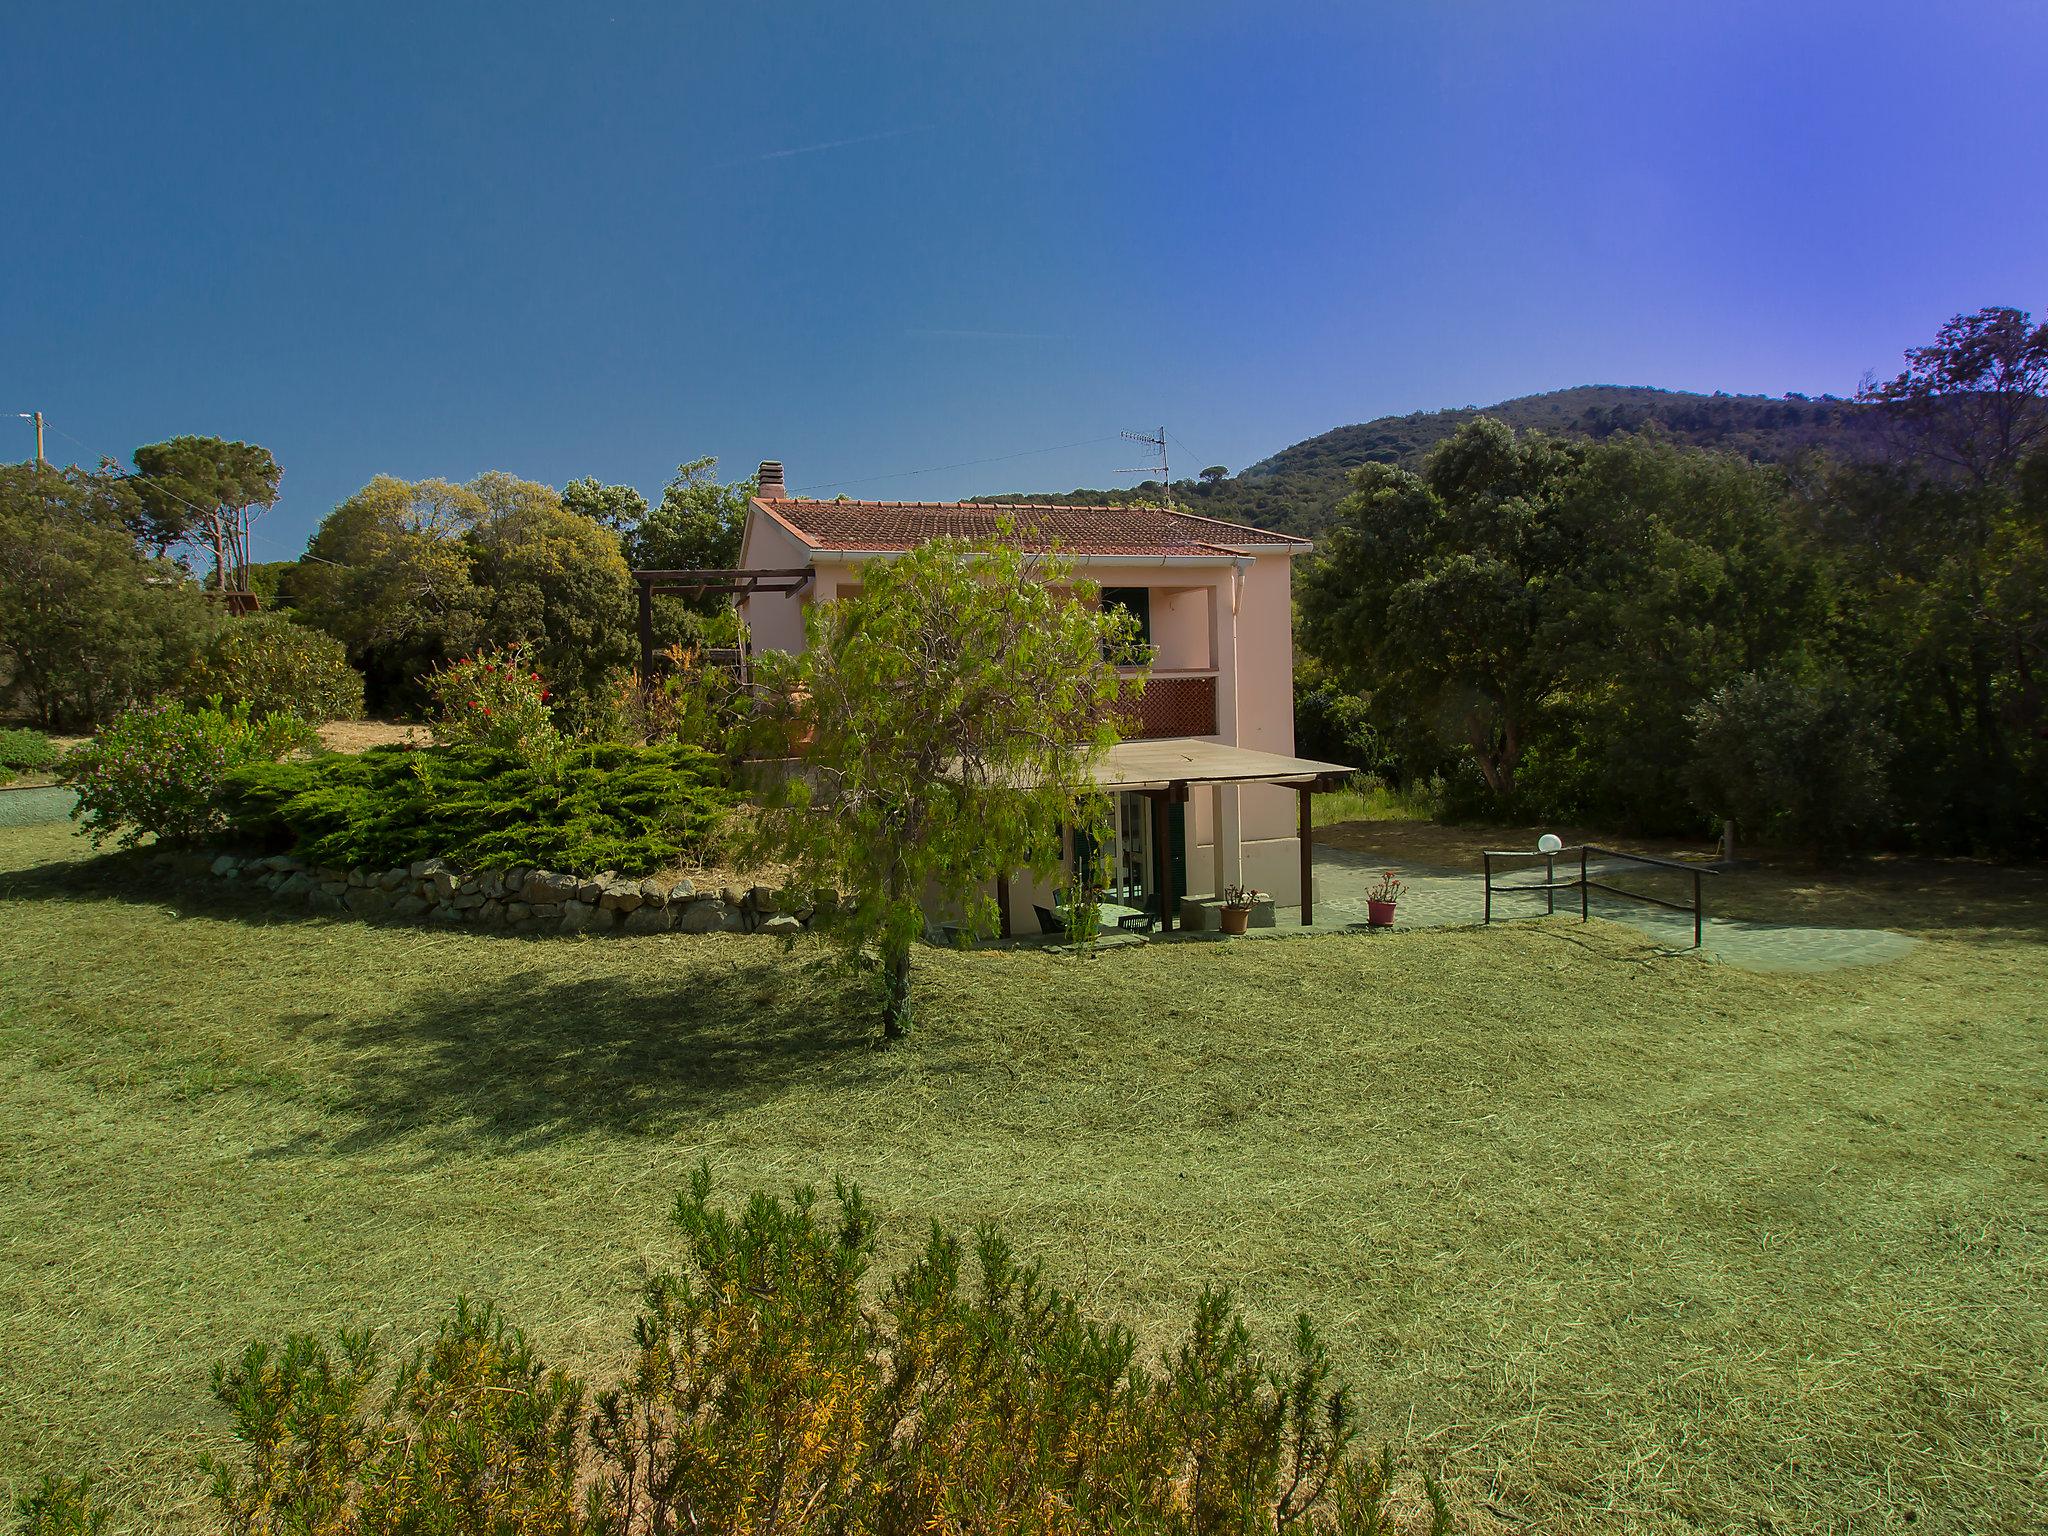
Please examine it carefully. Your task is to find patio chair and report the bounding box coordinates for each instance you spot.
[1115,895,1163,933]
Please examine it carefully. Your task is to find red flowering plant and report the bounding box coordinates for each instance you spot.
[425,643,564,767]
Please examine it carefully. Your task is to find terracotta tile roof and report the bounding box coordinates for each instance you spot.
[752,498,1308,556]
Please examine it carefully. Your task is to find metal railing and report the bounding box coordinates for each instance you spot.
[1482,844,1718,949]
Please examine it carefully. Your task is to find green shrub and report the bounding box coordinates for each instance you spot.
[202,1172,1447,1536]
[63,701,316,850]
[1687,669,1897,863]
[0,727,60,784]
[424,643,564,763]
[218,741,734,874]
[184,613,365,723]
[12,1477,106,1536]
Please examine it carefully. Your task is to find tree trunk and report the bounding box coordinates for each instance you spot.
[880,938,912,1042]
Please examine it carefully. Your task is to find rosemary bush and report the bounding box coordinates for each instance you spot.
[188,1171,1452,1536]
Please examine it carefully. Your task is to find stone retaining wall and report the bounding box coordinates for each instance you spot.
[164,850,830,938]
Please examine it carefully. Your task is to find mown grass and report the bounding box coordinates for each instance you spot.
[2,818,2045,1534]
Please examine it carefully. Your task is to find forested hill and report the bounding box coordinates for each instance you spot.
[981,385,1888,538]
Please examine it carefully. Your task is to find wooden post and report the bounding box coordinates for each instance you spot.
[1297,783,1314,926]
[1580,845,1589,922]
[1152,790,1175,933]
[637,579,655,680]
[1483,853,1492,925]
[996,872,1012,939]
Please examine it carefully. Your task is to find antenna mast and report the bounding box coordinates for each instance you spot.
[1116,427,1170,509]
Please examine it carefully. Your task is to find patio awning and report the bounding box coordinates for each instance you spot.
[1084,738,1353,791]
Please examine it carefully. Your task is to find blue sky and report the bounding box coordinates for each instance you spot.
[5,1,2044,556]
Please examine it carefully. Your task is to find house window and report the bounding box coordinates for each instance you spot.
[1100,586,1152,662]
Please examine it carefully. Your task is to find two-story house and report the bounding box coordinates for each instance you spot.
[714,461,1348,935]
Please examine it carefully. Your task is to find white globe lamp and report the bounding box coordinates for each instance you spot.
[1537,833,1563,855]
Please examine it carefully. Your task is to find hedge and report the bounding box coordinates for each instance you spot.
[219,742,734,875]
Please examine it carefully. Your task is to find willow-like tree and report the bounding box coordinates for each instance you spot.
[745,534,1138,1040]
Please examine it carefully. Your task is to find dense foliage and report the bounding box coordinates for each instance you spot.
[747,535,1137,1037]
[193,1171,1441,1536]
[284,459,756,721]
[218,742,734,874]
[64,701,316,850]
[181,611,364,723]
[1687,671,1895,862]
[289,472,637,721]
[0,728,60,783]
[1297,306,2048,856]
[0,464,220,728]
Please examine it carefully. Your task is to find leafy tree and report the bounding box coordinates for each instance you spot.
[1822,307,2048,852]
[1299,419,1598,799]
[1687,669,1895,863]
[132,436,282,590]
[626,456,754,575]
[1199,464,1230,485]
[560,476,648,535]
[1859,304,2048,488]
[293,476,488,714]
[468,476,635,722]
[746,535,1136,1039]
[0,463,219,726]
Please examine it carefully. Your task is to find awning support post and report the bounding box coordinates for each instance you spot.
[1297,783,1314,926]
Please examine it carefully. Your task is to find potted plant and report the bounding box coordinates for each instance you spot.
[1219,884,1263,936]
[1366,870,1405,928]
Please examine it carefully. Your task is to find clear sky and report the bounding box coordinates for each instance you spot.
[6,1,2044,556]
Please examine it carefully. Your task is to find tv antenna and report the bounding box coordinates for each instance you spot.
[1116,426,1170,508]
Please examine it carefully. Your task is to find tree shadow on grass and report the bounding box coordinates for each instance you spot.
[0,845,883,1156]
[297,957,879,1159]
[0,844,303,924]
[306,960,885,1159]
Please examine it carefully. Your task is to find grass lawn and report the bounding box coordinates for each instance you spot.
[3,817,2045,1534]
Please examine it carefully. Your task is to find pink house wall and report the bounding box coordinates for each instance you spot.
[734,507,1312,917]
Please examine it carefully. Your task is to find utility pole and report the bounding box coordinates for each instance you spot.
[16,411,45,466]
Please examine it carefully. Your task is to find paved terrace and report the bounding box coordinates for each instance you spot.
[1203,845,1919,975]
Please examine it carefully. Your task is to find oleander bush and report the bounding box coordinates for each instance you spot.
[424,643,563,762]
[195,1170,1448,1536]
[182,612,365,724]
[218,741,734,874]
[63,701,317,850]
[0,727,61,784]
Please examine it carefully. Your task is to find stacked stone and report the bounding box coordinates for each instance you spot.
[176,851,837,939]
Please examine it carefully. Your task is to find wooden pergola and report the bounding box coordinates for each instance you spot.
[632,567,812,678]
[987,740,1354,935]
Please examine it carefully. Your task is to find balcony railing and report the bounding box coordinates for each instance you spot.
[1118,671,1218,739]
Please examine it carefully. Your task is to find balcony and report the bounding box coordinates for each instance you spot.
[1118,669,1218,739]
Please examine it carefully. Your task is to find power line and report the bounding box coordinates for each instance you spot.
[790,434,1124,495]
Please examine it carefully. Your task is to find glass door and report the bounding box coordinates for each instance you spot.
[1105,792,1152,906]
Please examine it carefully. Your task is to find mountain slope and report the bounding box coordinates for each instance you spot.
[982,385,1886,538]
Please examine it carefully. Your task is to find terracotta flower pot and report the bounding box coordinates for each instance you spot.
[1219,905,1251,935]
[1367,899,1397,928]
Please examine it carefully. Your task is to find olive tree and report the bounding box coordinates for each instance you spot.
[745,534,1138,1040]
